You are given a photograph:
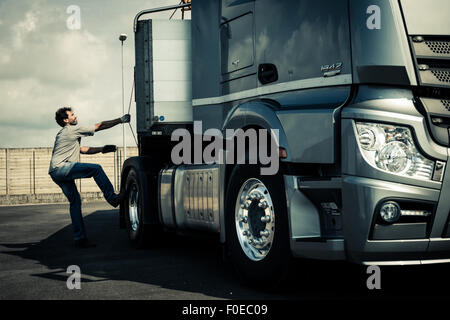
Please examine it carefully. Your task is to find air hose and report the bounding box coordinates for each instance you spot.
[126,77,138,146]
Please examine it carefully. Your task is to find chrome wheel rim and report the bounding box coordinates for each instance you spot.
[235,178,275,261]
[128,183,139,231]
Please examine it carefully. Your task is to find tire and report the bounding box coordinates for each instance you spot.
[123,168,160,248]
[225,164,291,288]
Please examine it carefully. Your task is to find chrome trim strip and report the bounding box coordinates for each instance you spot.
[363,260,421,266]
[429,238,450,242]
[367,238,431,244]
[364,259,450,266]
[421,259,450,265]
[192,74,352,106]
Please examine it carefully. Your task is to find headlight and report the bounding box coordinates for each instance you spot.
[356,122,435,180]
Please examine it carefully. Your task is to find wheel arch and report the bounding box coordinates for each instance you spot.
[220,99,289,244]
[221,99,289,191]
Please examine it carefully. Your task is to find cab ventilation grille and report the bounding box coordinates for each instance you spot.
[426,40,450,55]
[431,70,450,83]
[442,99,450,111]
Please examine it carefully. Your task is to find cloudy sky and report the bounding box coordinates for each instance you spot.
[0,0,189,148]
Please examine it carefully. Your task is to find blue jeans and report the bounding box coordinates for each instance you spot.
[49,162,118,240]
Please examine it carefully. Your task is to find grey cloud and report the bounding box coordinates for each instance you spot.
[0,1,109,88]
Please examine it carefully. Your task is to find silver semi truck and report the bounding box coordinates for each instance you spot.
[120,0,450,285]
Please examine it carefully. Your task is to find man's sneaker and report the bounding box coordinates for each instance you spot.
[74,238,96,248]
[110,190,125,208]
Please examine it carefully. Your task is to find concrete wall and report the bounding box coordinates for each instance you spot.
[0,147,138,205]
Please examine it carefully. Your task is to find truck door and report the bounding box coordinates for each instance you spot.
[220,0,256,95]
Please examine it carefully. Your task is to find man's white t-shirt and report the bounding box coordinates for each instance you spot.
[48,125,95,173]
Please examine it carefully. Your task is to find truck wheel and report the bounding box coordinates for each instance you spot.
[124,168,158,248]
[225,164,291,287]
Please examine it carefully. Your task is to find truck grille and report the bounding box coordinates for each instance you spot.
[410,36,450,90]
[431,69,450,83]
[411,36,450,89]
[426,40,450,55]
[410,37,450,147]
[442,99,450,111]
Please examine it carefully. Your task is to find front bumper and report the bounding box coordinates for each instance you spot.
[342,172,450,265]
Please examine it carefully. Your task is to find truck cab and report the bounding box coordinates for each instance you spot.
[120,0,450,285]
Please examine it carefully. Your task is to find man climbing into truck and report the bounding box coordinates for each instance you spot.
[48,106,130,248]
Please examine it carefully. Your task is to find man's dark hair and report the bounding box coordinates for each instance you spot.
[55,107,72,127]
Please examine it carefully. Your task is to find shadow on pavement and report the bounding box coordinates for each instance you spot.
[1,208,450,299]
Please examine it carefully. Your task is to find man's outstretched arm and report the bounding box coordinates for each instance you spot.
[94,114,130,132]
[80,145,117,154]
[80,147,103,154]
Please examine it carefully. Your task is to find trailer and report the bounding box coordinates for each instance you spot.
[120,0,450,285]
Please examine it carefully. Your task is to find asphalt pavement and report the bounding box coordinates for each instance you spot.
[1,202,450,301]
